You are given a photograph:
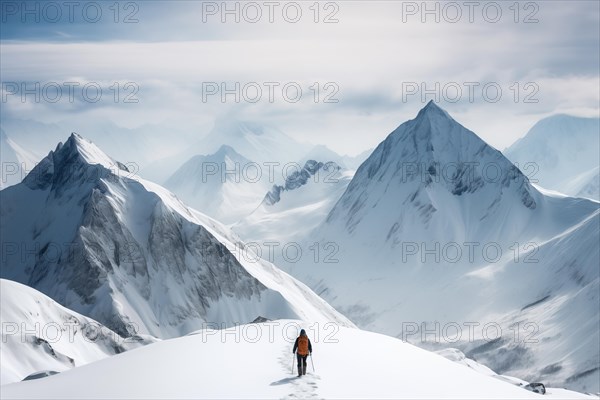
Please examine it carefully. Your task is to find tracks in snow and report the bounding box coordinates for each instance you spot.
[276,345,321,399]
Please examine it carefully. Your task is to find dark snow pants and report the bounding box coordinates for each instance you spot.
[297,353,308,374]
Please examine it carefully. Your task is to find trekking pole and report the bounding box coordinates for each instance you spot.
[310,353,315,372]
[291,354,295,374]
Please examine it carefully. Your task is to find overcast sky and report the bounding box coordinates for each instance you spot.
[1,0,599,155]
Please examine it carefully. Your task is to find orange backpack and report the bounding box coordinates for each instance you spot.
[297,336,309,355]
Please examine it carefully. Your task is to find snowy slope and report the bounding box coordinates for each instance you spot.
[505,115,600,200]
[0,129,40,189]
[164,145,271,224]
[0,279,152,384]
[3,320,594,399]
[0,133,353,340]
[284,102,599,392]
[233,160,352,246]
[456,208,600,392]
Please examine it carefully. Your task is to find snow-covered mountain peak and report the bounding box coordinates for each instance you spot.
[163,144,257,214]
[358,102,534,206]
[62,132,125,170]
[416,100,453,120]
[22,132,128,190]
[404,101,483,151]
[401,101,457,144]
[214,144,239,156]
[163,144,269,224]
[316,104,581,251]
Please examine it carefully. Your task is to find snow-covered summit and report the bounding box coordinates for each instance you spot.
[362,99,532,199]
[164,144,270,224]
[322,101,545,248]
[417,99,453,119]
[22,132,129,191]
[64,133,125,170]
[165,144,252,188]
[212,144,240,156]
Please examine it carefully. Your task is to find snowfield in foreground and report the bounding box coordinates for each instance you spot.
[2,321,596,399]
[0,279,152,385]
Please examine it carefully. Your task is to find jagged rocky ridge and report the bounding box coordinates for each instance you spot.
[263,160,341,206]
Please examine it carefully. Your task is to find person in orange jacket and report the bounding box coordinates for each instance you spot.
[293,329,312,377]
